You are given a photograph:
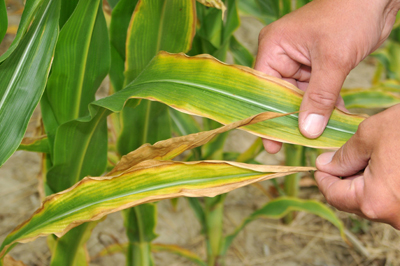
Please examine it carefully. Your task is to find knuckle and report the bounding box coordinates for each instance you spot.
[359,201,378,220]
[307,89,338,110]
[353,119,373,147]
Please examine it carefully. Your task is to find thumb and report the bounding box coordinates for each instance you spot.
[299,66,348,138]
[316,125,371,177]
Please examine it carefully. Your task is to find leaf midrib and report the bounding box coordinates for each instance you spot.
[130,79,356,135]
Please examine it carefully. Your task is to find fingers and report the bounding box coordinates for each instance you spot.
[299,66,348,138]
[262,139,282,154]
[314,171,365,217]
[316,121,372,177]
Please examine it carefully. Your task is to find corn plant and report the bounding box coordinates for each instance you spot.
[0,0,364,265]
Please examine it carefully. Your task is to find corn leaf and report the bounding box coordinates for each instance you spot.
[0,0,44,62]
[42,0,110,193]
[238,0,276,24]
[17,136,50,153]
[108,52,364,149]
[197,0,226,17]
[1,255,27,266]
[42,0,109,140]
[371,41,400,80]
[49,222,97,266]
[109,0,138,92]
[342,88,400,109]
[0,160,314,259]
[0,0,6,44]
[96,243,206,266]
[229,36,254,67]
[221,197,346,255]
[118,2,196,263]
[0,111,314,258]
[59,0,79,29]
[123,203,157,265]
[0,0,59,167]
[117,0,196,155]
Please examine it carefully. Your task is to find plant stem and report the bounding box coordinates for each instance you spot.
[283,144,304,224]
[126,242,153,266]
[205,194,227,266]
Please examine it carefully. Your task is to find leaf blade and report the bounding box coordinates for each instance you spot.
[0,0,59,167]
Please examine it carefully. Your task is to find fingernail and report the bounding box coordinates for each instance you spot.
[303,114,325,137]
[317,152,335,166]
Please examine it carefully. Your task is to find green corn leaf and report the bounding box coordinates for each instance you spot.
[109,0,138,92]
[0,111,314,258]
[42,0,109,140]
[0,0,44,62]
[42,0,110,193]
[197,0,226,17]
[221,197,346,255]
[96,242,206,266]
[17,136,50,154]
[111,52,364,149]
[0,0,7,44]
[371,41,400,80]
[342,88,400,109]
[229,36,254,67]
[59,0,79,29]
[117,0,196,155]
[212,0,240,61]
[237,0,276,25]
[0,0,59,167]
[49,222,97,266]
[46,110,109,194]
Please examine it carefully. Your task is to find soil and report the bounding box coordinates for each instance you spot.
[1,5,399,266]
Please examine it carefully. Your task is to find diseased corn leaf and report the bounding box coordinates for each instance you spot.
[0,0,7,44]
[0,160,314,258]
[197,0,226,17]
[109,0,138,92]
[96,243,206,266]
[342,88,400,109]
[221,197,346,255]
[229,36,254,67]
[110,52,364,149]
[109,111,292,176]
[0,0,44,62]
[119,2,196,260]
[2,255,27,266]
[201,119,228,160]
[169,109,202,160]
[0,111,314,258]
[18,136,50,153]
[0,0,59,167]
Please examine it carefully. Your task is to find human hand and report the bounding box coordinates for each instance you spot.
[315,104,400,229]
[255,0,400,153]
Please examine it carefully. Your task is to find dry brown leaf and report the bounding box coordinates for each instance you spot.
[108,111,294,176]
